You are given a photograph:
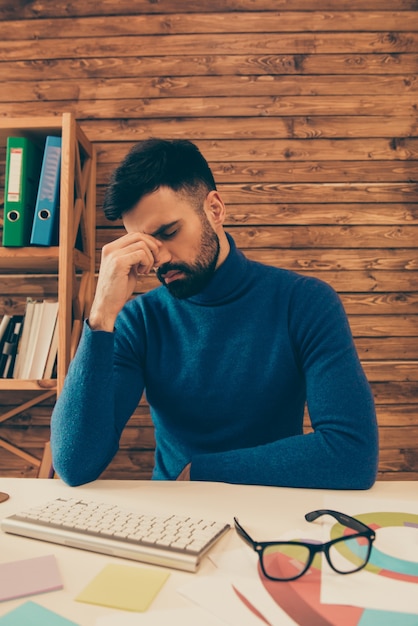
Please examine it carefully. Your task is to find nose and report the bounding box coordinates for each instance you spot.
[153,244,171,269]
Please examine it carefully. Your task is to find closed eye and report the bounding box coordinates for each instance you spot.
[150,220,181,241]
[158,228,178,240]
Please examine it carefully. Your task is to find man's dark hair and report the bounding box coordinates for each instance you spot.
[102,138,217,221]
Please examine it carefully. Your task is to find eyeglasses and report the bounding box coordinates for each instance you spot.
[234,509,375,581]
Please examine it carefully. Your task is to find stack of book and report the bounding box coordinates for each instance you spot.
[0,299,59,380]
[2,135,62,247]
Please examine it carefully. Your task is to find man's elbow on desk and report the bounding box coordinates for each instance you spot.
[315,433,379,491]
[335,461,378,491]
[51,449,112,487]
[52,463,101,488]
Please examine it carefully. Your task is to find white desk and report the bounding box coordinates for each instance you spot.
[0,478,417,625]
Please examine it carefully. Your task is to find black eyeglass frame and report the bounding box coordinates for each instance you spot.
[234,509,376,582]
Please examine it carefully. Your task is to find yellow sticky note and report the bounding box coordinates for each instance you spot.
[75,563,170,612]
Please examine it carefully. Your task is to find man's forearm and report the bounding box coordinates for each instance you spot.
[51,323,126,485]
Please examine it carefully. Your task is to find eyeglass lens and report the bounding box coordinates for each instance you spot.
[327,534,371,573]
[263,543,312,579]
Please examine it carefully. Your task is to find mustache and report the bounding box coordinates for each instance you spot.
[156,262,192,280]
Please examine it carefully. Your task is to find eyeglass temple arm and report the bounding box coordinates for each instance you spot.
[305,509,373,535]
[233,517,257,547]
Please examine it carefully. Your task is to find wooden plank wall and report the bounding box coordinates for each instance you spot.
[0,1,417,480]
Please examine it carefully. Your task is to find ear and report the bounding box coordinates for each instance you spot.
[204,190,226,227]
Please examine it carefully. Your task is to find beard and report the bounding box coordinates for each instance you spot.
[156,215,220,299]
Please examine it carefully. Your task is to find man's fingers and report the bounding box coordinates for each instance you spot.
[106,231,162,260]
[102,232,162,275]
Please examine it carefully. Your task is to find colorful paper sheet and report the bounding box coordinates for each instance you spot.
[320,495,418,616]
[0,554,63,602]
[0,601,78,626]
[76,563,169,612]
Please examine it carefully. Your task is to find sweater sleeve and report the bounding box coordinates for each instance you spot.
[50,320,144,486]
[190,279,379,489]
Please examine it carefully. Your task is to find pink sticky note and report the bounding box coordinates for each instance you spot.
[0,554,63,602]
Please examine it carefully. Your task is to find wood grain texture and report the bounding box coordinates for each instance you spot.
[0,2,416,480]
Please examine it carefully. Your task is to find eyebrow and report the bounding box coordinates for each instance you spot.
[149,220,180,238]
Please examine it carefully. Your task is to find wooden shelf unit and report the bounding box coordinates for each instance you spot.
[0,113,96,475]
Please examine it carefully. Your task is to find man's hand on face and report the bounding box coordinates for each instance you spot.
[89,232,162,332]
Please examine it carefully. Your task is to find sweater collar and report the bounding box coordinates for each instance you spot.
[187,233,250,305]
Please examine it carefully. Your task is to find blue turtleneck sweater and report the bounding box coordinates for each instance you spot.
[51,235,378,488]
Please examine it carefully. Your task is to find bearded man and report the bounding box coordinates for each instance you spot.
[51,139,378,489]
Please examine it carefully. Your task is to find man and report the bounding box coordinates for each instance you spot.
[51,138,379,488]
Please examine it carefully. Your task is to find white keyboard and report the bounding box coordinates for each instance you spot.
[1,497,230,572]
